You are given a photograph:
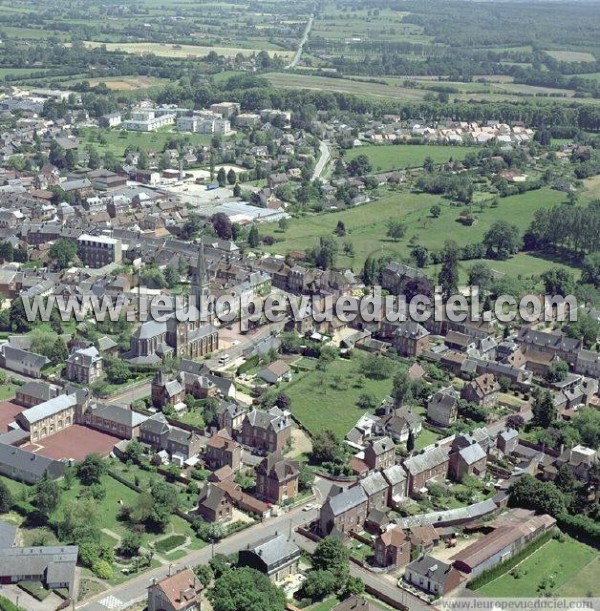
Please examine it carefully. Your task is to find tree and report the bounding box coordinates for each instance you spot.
[468,262,493,292]
[423,156,435,173]
[430,204,442,218]
[541,268,575,296]
[546,360,569,383]
[506,414,525,430]
[340,576,365,599]
[508,474,565,517]
[357,393,378,410]
[34,474,61,519]
[92,559,113,580]
[49,337,68,364]
[362,354,394,380]
[346,154,372,177]
[233,183,241,197]
[278,217,289,232]
[217,167,227,187]
[564,315,599,348]
[438,240,459,299]
[77,454,106,486]
[211,213,233,240]
[298,463,315,492]
[208,567,286,611]
[532,389,557,428]
[106,359,132,385]
[483,220,521,259]
[307,236,338,270]
[248,225,260,248]
[164,265,178,289]
[313,536,350,582]
[301,570,337,601]
[49,238,77,269]
[392,370,413,406]
[581,252,600,287]
[335,220,346,237]
[411,245,429,268]
[406,428,415,453]
[194,563,214,588]
[87,146,101,170]
[119,531,142,557]
[386,220,406,242]
[0,480,13,513]
[227,168,237,185]
[311,429,345,464]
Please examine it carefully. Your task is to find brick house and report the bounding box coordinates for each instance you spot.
[359,471,389,512]
[364,437,396,471]
[196,483,233,523]
[241,407,292,454]
[403,446,450,496]
[65,346,103,384]
[147,568,203,611]
[427,387,460,428]
[383,464,409,507]
[374,526,411,568]
[151,371,186,410]
[205,429,242,471]
[460,373,500,407]
[449,443,487,483]
[255,451,299,504]
[216,401,247,436]
[319,484,368,536]
[391,321,430,357]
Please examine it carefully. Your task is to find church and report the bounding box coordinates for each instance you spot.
[126,244,219,364]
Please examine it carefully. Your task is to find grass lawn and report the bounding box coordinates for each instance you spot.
[346,144,477,172]
[81,126,213,160]
[477,536,597,597]
[414,427,442,450]
[556,555,600,597]
[154,533,186,553]
[0,383,19,401]
[284,353,400,438]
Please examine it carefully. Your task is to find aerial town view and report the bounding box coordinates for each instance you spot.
[0,1,598,610]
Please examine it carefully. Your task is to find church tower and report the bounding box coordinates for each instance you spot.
[192,242,210,321]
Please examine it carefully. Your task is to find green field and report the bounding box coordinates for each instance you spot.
[284,354,399,438]
[261,187,570,276]
[477,536,597,597]
[346,144,477,172]
[81,127,214,159]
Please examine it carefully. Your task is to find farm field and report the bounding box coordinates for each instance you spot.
[264,72,429,101]
[82,41,294,59]
[346,144,477,172]
[545,50,596,62]
[86,76,170,91]
[260,187,569,274]
[477,536,597,597]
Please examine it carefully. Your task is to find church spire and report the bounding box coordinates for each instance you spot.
[193,242,209,320]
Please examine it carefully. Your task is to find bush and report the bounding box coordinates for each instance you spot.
[92,560,113,580]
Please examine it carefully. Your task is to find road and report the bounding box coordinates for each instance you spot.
[294,534,433,611]
[285,13,314,69]
[312,140,331,181]
[77,504,319,611]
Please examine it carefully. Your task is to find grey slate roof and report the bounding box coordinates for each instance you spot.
[383,464,408,486]
[327,485,368,516]
[459,443,487,465]
[89,403,148,428]
[19,393,78,425]
[244,533,300,570]
[360,471,388,496]
[0,442,64,480]
[404,446,450,476]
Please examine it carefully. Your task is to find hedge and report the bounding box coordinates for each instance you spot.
[469,530,554,590]
[557,513,600,546]
[237,354,259,375]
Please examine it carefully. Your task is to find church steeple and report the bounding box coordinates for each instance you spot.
[192,242,209,320]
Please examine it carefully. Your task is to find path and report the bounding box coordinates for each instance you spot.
[285,13,314,69]
[312,140,331,181]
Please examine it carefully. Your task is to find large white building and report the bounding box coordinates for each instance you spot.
[124,109,176,132]
[177,112,231,135]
